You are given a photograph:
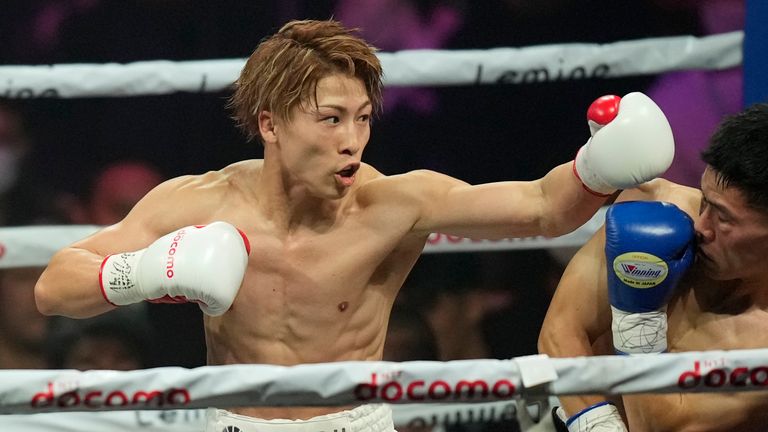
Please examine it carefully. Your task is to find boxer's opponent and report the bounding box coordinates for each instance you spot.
[540,103,768,431]
[36,19,673,432]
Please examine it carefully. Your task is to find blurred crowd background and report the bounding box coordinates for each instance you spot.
[0,0,745,417]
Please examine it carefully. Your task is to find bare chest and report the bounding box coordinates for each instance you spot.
[668,295,768,352]
[224,217,424,330]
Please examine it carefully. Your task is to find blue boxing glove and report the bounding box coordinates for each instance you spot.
[605,201,695,354]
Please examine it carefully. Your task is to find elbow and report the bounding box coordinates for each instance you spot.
[34,274,58,316]
[537,323,557,356]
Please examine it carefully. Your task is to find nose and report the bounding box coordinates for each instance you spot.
[693,213,714,244]
[339,122,365,156]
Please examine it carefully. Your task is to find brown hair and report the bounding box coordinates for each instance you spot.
[230,19,383,142]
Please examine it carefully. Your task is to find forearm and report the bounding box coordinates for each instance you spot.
[538,162,607,237]
[35,247,115,318]
[539,321,613,416]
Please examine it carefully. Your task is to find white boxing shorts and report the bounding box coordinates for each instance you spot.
[205,404,395,432]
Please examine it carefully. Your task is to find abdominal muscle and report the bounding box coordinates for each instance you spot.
[202,271,395,420]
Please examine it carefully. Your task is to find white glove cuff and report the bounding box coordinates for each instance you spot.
[99,251,146,306]
[574,143,616,196]
[566,402,627,432]
[611,305,668,354]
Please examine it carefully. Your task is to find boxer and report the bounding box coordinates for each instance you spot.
[541,103,768,431]
[36,19,674,432]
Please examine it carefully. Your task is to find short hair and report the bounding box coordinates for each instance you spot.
[702,103,768,212]
[230,19,383,142]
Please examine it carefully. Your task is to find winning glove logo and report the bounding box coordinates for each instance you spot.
[613,252,668,288]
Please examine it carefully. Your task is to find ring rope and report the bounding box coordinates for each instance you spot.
[0,208,606,269]
[0,400,530,432]
[2,348,766,415]
[0,32,741,98]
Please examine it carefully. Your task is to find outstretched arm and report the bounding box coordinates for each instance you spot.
[398,92,674,240]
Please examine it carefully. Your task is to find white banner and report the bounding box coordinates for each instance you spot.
[0,32,742,98]
[0,208,605,268]
[1,350,767,415]
[0,399,559,432]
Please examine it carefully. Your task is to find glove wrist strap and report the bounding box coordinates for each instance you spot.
[611,305,668,354]
[565,402,627,432]
[573,145,615,197]
[99,251,146,306]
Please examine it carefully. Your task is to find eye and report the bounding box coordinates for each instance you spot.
[322,116,340,125]
[358,114,371,123]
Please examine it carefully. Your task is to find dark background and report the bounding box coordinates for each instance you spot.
[0,0,708,367]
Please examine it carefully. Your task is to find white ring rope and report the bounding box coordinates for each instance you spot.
[0,32,742,98]
[1,348,766,415]
[0,400,544,432]
[0,208,605,269]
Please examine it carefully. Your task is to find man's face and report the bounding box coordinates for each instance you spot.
[272,73,371,199]
[695,167,768,282]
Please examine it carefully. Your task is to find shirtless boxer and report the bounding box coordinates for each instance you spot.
[35,19,673,432]
[539,103,768,431]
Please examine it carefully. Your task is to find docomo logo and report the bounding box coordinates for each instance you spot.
[427,233,514,245]
[354,373,516,402]
[31,382,191,409]
[427,233,473,245]
[165,229,187,279]
[678,361,768,389]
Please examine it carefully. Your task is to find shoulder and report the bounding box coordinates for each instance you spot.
[352,167,464,227]
[356,168,460,202]
[168,160,262,195]
[617,178,701,217]
[126,162,259,228]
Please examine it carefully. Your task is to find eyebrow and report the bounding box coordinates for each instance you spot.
[317,101,372,113]
[703,194,737,220]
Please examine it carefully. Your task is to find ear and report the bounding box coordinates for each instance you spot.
[258,110,278,144]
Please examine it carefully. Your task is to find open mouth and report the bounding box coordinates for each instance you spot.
[335,163,360,187]
[337,163,359,178]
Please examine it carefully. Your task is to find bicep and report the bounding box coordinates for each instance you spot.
[71,176,202,256]
[406,170,544,238]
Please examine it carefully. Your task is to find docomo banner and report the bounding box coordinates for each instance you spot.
[2,350,768,414]
[0,400,541,432]
[0,208,607,269]
[424,206,605,253]
[1,360,524,414]
[549,349,768,396]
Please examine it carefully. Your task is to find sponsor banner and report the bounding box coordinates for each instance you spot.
[0,360,523,414]
[0,400,558,432]
[0,33,741,98]
[2,350,768,415]
[0,225,100,269]
[0,209,606,269]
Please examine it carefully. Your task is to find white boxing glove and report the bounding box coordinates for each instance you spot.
[574,92,674,196]
[99,221,251,316]
[555,402,628,432]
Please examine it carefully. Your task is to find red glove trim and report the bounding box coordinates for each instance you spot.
[98,255,119,307]
[571,157,613,198]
